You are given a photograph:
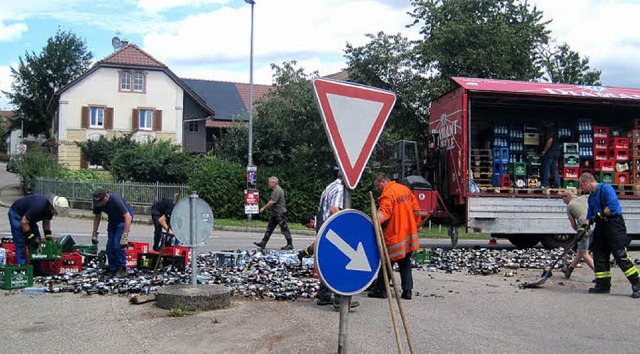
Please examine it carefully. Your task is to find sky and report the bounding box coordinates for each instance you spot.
[1,0,640,110]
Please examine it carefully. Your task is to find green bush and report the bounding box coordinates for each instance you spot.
[188,156,246,219]
[15,143,66,192]
[110,140,194,183]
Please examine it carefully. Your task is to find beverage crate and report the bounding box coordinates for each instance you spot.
[28,239,62,261]
[563,179,579,189]
[127,242,150,254]
[580,167,594,177]
[610,137,630,149]
[593,126,609,138]
[594,138,609,150]
[162,246,190,267]
[595,160,615,172]
[136,253,186,271]
[412,248,432,265]
[594,149,609,161]
[524,133,539,146]
[39,252,83,275]
[527,178,540,188]
[214,252,243,267]
[59,235,76,253]
[1,238,16,253]
[611,148,629,162]
[0,264,33,289]
[615,172,630,184]
[511,162,526,176]
[563,154,579,167]
[71,244,98,256]
[126,249,138,269]
[563,167,579,179]
[599,172,614,184]
[563,143,579,154]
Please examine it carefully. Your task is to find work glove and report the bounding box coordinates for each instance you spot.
[44,229,53,241]
[576,223,589,241]
[120,232,129,247]
[596,211,608,222]
[297,246,313,262]
[24,230,40,248]
[91,231,99,245]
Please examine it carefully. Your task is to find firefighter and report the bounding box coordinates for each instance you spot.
[368,172,421,300]
[579,172,640,298]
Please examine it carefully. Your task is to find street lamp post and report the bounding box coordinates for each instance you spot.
[245,0,255,222]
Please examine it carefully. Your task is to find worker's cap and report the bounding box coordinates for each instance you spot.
[47,194,70,214]
[92,189,109,207]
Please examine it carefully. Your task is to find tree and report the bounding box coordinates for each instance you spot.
[76,132,138,171]
[3,29,93,135]
[537,42,602,85]
[109,140,195,183]
[409,0,551,96]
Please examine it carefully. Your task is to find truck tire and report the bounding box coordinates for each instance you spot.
[540,234,571,249]
[506,235,540,249]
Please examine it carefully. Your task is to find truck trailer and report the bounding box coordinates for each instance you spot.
[419,77,640,248]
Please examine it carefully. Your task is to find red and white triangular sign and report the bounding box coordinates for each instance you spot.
[313,78,396,190]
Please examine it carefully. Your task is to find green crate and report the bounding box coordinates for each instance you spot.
[28,239,62,261]
[599,172,614,184]
[563,155,580,167]
[511,162,526,176]
[59,235,76,253]
[71,244,98,256]
[412,249,432,265]
[0,265,34,289]
[563,179,579,189]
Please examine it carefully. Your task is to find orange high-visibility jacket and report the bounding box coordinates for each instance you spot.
[377,181,421,261]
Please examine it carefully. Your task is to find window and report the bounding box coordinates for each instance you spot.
[119,70,146,92]
[139,109,153,130]
[120,72,131,91]
[134,72,145,91]
[188,121,199,132]
[90,107,104,128]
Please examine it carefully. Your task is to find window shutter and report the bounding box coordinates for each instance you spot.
[105,108,114,129]
[153,110,162,131]
[132,109,139,130]
[81,106,89,128]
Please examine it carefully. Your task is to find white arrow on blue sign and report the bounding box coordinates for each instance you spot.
[315,209,381,295]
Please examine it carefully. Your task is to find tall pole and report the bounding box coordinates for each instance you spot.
[245,0,255,222]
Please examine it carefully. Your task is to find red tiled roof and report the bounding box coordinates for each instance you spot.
[206,118,246,128]
[99,43,166,68]
[323,70,350,81]
[235,83,274,109]
[0,110,16,119]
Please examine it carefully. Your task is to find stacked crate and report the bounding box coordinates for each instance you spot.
[470,149,492,188]
[523,126,541,188]
[593,125,615,184]
[631,121,640,188]
[577,119,594,176]
[610,136,630,184]
[561,143,580,188]
[492,147,510,187]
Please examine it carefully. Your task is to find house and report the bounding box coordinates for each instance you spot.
[181,79,273,151]
[48,42,215,170]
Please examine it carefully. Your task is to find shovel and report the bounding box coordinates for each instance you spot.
[520,226,588,289]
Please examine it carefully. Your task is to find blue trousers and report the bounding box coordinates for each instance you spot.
[106,223,127,272]
[541,150,561,188]
[8,208,39,265]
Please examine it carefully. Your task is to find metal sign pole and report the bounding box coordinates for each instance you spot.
[190,192,197,286]
[338,188,352,354]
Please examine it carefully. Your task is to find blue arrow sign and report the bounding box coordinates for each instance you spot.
[316,209,381,295]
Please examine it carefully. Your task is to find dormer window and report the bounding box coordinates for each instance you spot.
[119,70,147,93]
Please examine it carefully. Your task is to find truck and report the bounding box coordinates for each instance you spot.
[405,77,640,248]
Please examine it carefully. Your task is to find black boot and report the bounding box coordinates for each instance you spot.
[253,241,266,249]
[588,278,611,294]
[630,277,640,299]
[561,265,574,279]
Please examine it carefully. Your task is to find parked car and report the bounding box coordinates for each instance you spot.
[6,156,17,173]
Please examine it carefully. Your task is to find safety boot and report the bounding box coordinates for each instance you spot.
[281,244,294,250]
[253,241,266,249]
[631,284,640,299]
[561,265,574,279]
[588,278,611,294]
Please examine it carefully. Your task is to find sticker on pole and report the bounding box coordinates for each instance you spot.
[312,78,396,189]
[315,209,381,296]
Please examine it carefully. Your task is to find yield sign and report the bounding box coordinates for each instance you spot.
[312,78,396,189]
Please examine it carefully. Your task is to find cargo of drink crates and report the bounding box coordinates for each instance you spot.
[28,239,62,261]
[0,264,34,289]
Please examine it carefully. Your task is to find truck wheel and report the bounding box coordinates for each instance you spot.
[506,235,540,249]
[540,234,570,249]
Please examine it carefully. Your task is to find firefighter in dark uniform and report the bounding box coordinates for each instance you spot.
[151,197,177,251]
[579,172,640,298]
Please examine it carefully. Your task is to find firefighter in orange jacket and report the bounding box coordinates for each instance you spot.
[368,172,421,300]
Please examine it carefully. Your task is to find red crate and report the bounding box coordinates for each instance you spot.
[593,126,609,138]
[594,138,609,150]
[162,246,189,267]
[6,251,17,265]
[612,148,629,162]
[500,174,511,187]
[1,238,16,253]
[594,149,610,161]
[610,137,630,149]
[579,167,594,177]
[615,172,630,184]
[127,242,149,254]
[563,167,579,179]
[594,159,615,172]
[125,249,138,269]
[40,252,83,275]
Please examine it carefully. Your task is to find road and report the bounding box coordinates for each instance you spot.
[1,161,640,353]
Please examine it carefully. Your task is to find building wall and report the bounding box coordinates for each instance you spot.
[56,67,185,169]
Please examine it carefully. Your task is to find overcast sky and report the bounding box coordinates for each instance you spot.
[1,0,639,110]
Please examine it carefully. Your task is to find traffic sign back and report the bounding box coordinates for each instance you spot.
[315,209,381,295]
[312,78,396,189]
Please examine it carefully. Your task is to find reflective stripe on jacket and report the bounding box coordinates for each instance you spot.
[377,181,420,261]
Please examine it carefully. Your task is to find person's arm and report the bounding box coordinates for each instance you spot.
[541,137,553,156]
[158,215,172,234]
[123,212,132,234]
[92,214,101,233]
[567,211,578,231]
[260,200,275,213]
[20,215,31,233]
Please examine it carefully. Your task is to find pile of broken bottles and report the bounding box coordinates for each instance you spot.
[20,247,602,299]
